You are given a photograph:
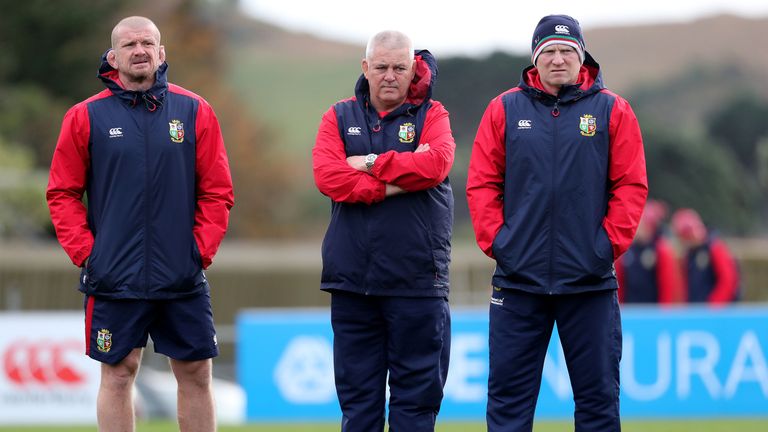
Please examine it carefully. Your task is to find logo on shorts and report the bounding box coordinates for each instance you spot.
[96,329,112,353]
[490,296,504,306]
[169,120,185,143]
[398,122,415,143]
[579,114,596,137]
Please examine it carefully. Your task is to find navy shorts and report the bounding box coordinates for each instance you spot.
[84,293,218,364]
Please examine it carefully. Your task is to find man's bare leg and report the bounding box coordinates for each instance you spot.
[97,348,143,432]
[171,358,216,432]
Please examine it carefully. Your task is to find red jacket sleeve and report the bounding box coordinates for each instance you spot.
[603,94,648,259]
[655,237,684,304]
[46,103,93,267]
[193,100,234,269]
[312,105,386,204]
[466,95,508,258]
[707,239,740,304]
[371,101,455,191]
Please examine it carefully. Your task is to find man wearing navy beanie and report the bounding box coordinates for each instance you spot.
[467,14,648,431]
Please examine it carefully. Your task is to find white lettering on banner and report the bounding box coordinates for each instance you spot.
[273,336,335,404]
[724,331,768,398]
[677,331,721,398]
[444,334,486,402]
[542,340,571,400]
[622,333,672,400]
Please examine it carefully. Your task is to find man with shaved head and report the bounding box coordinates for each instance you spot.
[313,30,455,431]
[47,16,233,431]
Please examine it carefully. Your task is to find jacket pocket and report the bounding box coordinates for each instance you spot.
[80,242,100,294]
[191,237,203,268]
[595,225,614,264]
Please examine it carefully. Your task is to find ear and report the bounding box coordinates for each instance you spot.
[361,58,369,79]
[159,45,166,63]
[106,50,118,69]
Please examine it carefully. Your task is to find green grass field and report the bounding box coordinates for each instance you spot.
[4,420,768,432]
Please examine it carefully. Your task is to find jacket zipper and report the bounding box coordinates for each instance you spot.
[547,98,561,294]
[143,103,152,296]
[364,112,382,295]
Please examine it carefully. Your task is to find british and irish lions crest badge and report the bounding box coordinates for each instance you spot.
[398,122,415,143]
[169,119,185,143]
[97,329,112,353]
[579,114,596,137]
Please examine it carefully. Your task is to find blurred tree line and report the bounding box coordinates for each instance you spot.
[1,1,766,241]
[0,0,290,240]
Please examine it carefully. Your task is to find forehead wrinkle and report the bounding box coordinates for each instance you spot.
[111,17,161,48]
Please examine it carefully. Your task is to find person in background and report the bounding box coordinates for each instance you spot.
[312,30,455,432]
[466,14,647,431]
[46,16,233,432]
[671,208,741,304]
[616,199,684,304]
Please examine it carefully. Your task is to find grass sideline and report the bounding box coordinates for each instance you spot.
[3,420,768,431]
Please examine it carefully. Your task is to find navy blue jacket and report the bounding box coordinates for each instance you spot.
[47,53,234,300]
[683,235,740,303]
[619,241,659,303]
[467,52,648,295]
[313,50,455,298]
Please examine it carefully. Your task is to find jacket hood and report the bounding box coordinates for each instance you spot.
[97,49,168,111]
[519,50,603,103]
[354,49,438,113]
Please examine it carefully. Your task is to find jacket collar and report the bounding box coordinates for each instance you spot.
[354,49,438,118]
[97,49,168,111]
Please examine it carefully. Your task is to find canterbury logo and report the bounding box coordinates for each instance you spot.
[108,127,123,138]
[517,119,532,129]
[3,340,86,386]
[555,24,570,34]
[347,127,362,136]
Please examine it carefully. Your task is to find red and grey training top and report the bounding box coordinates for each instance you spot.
[467,51,648,294]
[47,53,234,300]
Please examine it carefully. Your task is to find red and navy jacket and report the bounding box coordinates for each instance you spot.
[46,53,234,300]
[681,235,740,304]
[312,50,455,298]
[467,52,647,294]
[616,233,683,304]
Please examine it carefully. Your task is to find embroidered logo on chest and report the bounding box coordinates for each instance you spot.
[398,122,416,143]
[579,114,596,137]
[347,126,362,136]
[108,127,123,138]
[169,120,185,143]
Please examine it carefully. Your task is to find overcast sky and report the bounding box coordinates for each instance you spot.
[241,0,768,57]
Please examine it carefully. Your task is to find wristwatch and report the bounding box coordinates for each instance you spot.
[364,153,378,170]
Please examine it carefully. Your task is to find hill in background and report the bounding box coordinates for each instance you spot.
[586,14,768,96]
[224,13,768,237]
[227,12,768,150]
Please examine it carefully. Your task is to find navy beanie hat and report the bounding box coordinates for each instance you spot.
[531,14,585,65]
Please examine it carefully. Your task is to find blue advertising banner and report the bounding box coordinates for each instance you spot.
[236,306,768,421]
